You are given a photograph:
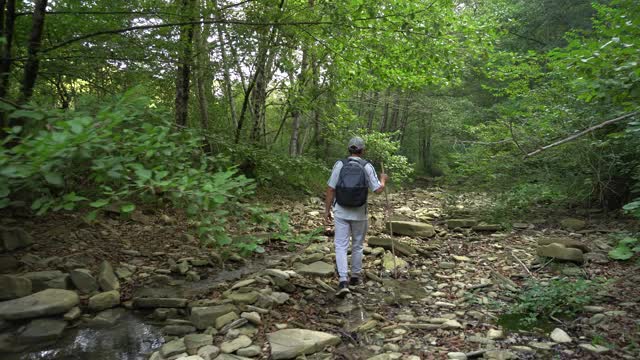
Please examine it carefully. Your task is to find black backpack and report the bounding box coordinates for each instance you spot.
[335,158,370,207]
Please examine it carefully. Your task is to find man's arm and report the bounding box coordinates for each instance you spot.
[324,187,335,223]
[374,174,388,194]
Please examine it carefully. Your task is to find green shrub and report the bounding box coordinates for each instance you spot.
[503,278,606,328]
[488,182,572,223]
[608,234,640,261]
[0,89,286,252]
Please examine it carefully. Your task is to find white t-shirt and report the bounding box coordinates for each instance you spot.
[327,157,382,221]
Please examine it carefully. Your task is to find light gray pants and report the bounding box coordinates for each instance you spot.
[334,217,368,282]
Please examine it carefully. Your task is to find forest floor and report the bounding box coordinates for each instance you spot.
[1,184,639,360]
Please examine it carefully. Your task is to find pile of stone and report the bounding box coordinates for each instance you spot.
[536,237,590,264]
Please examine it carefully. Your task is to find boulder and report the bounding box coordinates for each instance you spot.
[88,290,120,312]
[367,237,416,256]
[215,311,239,329]
[220,334,252,353]
[17,318,66,344]
[133,297,188,308]
[161,338,187,358]
[0,275,31,300]
[382,252,408,271]
[446,219,478,228]
[297,261,334,277]
[550,328,572,343]
[0,288,79,320]
[190,304,238,330]
[197,345,220,360]
[225,291,259,305]
[184,333,213,355]
[560,218,586,231]
[537,243,584,263]
[70,269,99,293]
[1,227,32,251]
[385,221,435,238]
[87,308,124,327]
[538,238,590,253]
[22,270,69,292]
[267,328,341,359]
[97,261,120,291]
[236,345,261,357]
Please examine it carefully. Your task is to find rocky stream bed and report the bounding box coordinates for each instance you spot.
[1,187,639,360]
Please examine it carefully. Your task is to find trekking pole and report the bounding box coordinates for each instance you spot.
[380,161,398,279]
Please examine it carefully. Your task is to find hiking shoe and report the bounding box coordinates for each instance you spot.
[349,277,360,286]
[336,281,350,298]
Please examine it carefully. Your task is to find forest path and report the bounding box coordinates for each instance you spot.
[1,186,638,360]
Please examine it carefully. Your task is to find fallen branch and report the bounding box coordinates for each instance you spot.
[525,110,639,157]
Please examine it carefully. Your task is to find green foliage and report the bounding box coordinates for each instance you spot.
[0,89,289,252]
[505,278,606,328]
[360,131,414,186]
[488,183,572,223]
[608,235,640,261]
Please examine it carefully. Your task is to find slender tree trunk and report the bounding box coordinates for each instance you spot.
[213,0,237,126]
[379,88,391,132]
[0,0,15,100]
[18,0,48,104]
[398,96,410,145]
[390,92,400,131]
[193,7,210,131]
[174,0,195,127]
[367,91,378,130]
[289,44,309,157]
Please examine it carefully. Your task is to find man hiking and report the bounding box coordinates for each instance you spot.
[325,136,388,298]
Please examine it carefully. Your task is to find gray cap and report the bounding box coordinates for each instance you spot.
[348,136,365,152]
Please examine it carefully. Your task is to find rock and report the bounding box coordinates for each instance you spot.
[512,223,530,230]
[115,267,133,280]
[63,307,82,321]
[133,297,189,308]
[538,238,590,253]
[487,329,503,340]
[163,324,197,336]
[268,329,341,359]
[447,353,467,360]
[382,252,408,271]
[231,278,256,290]
[439,262,456,269]
[484,350,516,360]
[70,269,99,293]
[537,243,584,263]
[472,224,501,231]
[220,334,252,353]
[299,253,324,264]
[190,304,238,330]
[1,227,32,251]
[385,221,435,238]
[560,218,586,231]
[589,313,606,325]
[214,355,254,360]
[216,312,239,329]
[0,288,79,320]
[0,275,31,300]
[550,328,572,343]
[452,255,470,262]
[298,261,334,277]
[446,219,478,228]
[583,305,605,313]
[241,312,262,325]
[510,346,534,353]
[88,290,120,311]
[578,344,609,354]
[225,291,259,305]
[197,345,220,360]
[176,356,204,360]
[185,333,213,355]
[87,308,124,327]
[367,237,416,256]
[97,261,120,291]
[272,276,296,293]
[17,318,66,344]
[264,269,290,280]
[0,255,19,273]
[22,270,68,292]
[367,354,403,360]
[161,338,187,358]
[236,344,260,357]
[442,319,463,329]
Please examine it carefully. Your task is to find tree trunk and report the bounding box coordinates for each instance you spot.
[0,0,16,100]
[193,4,210,131]
[18,0,48,104]
[289,44,309,157]
[213,0,237,126]
[379,88,391,132]
[390,92,401,131]
[367,91,378,130]
[174,0,195,127]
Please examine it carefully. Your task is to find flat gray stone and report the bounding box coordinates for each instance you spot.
[87,308,125,327]
[184,333,213,355]
[236,344,261,357]
[385,221,435,237]
[98,261,120,291]
[70,269,99,294]
[0,288,79,320]
[0,275,31,300]
[446,219,478,228]
[578,344,609,354]
[190,304,238,330]
[18,318,66,343]
[268,328,341,359]
[197,345,220,360]
[298,261,334,277]
[537,243,584,263]
[88,290,120,312]
[22,270,68,292]
[550,328,572,343]
[161,338,187,358]
[133,297,188,308]
[220,334,251,353]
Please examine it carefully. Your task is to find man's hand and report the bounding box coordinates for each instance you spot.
[379,173,389,182]
[324,210,333,225]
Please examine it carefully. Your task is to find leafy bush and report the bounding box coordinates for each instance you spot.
[608,235,640,261]
[0,89,286,251]
[360,131,414,186]
[487,182,571,223]
[504,278,606,328]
